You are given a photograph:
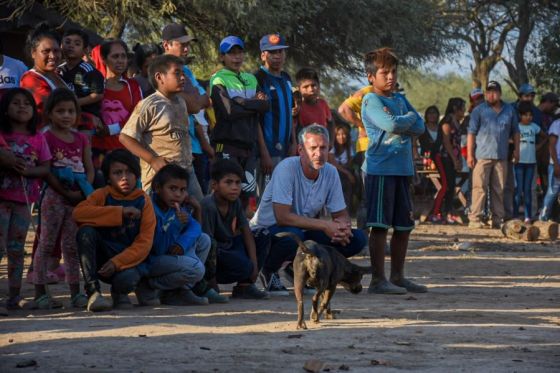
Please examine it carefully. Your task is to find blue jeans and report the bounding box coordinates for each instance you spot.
[263,225,367,273]
[145,233,211,290]
[514,163,535,220]
[540,164,560,221]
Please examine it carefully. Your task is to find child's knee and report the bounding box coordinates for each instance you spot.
[112,269,141,293]
[196,233,211,256]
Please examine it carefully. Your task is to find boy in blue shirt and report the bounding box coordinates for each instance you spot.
[361,48,427,295]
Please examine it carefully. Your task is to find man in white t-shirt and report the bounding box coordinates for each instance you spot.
[250,124,367,295]
[0,40,28,99]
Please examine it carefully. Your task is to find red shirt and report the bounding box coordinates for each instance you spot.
[298,98,332,127]
[93,78,142,151]
[20,70,57,128]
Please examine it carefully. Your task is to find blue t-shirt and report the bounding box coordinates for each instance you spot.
[250,156,346,229]
[518,122,540,164]
[468,101,519,160]
[183,66,207,155]
[361,92,425,176]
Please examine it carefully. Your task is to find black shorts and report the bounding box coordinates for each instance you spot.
[365,175,414,231]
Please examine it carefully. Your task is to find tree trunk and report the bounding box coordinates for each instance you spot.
[107,14,127,39]
[503,0,533,92]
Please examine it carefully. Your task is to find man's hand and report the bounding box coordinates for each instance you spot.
[150,156,168,172]
[453,158,463,172]
[123,206,141,219]
[167,244,184,256]
[467,155,476,169]
[98,260,116,278]
[512,150,520,164]
[260,152,274,175]
[358,126,367,138]
[323,219,352,246]
[256,92,268,101]
[175,202,189,225]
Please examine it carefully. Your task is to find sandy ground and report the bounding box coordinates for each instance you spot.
[0,223,559,372]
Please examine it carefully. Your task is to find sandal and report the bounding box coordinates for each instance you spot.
[34,294,63,310]
[71,293,89,308]
[6,296,37,310]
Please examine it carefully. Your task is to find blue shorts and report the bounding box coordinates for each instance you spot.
[365,175,414,231]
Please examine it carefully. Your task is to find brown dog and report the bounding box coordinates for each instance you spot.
[276,232,370,330]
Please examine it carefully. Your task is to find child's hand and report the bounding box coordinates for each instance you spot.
[150,156,168,172]
[94,117,108,136]
[383,106,392,115]
[98,260,116,278]
[12,158,26,174]
[123,206,141,219]
[167,244,184,256]
[65,190,84,206]
[175,202,189,225]
[256,92,268,101]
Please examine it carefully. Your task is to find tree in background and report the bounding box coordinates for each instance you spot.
[527,15,560,93]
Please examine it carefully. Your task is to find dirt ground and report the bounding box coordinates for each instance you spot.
[0,223,559,373]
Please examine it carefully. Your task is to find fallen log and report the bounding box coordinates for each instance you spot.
[501,219,540,241]
[531,220,558,241]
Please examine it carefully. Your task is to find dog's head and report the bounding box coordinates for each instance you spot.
[341,264,371,294]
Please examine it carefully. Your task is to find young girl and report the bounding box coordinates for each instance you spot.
[0,88,51,312]
[33,88,94,309]
[430,98,466,224]
[328,123,357,212]
[92,40,142,165]
[515,101,545,223]
[139,164,212,306]
[418,106,440,155]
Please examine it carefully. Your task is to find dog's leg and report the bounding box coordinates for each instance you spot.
[318,287,336,320]
[310,291,321,323]
[294,266,307,330]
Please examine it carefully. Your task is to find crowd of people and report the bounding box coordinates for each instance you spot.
[0,21,558,315]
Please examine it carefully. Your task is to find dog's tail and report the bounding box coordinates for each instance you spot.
[274,232,312,255]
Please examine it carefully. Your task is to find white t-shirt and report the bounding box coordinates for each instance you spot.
[0,55,27,96]
[549,119,560,164]
[518,122,540,164]
[250,156,346,229]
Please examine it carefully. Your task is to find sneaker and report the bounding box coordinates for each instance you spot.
[203,288,229,304]
[6,296,37,310]
[524,218,532,224]
[135,279,160,306]
[260,272,289,296]
[429,214,445,224]
[71,293,89,308]
[161,289,209,306]
[34,294,63,310]
[468,221,484,229]
[111,292,133,309]
[87,291,113,312]
[391,278,428,293]
[368,279,407,295]
[232,284,270,300]
[448,214,464,225]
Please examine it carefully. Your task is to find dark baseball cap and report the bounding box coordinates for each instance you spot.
[259,33,289,52]
[486,80,502,92]
[541,92,559,103]
[162,23,196,43]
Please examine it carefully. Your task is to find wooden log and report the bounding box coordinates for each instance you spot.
[532,221,559,241]
[502,220,540,241]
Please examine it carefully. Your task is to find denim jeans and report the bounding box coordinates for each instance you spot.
[263,225,367,274]
[145,233,211,290]
[514,163,535,220]
[540,164,560,221]
[76,226,141,296]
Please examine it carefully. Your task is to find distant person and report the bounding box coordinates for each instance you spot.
[120,54,202,200]
[539,114,560,222]
[0,39,28,100]
[360,48,426,295]
[296,68,333,136]
[429,98,466,225]
[467,81,520,228]
[514,102,545,222]
[417,105,440,156]
[328,122,357,212]
[210,36,269,209]
[536,92,559,193]
[254,33,295,196]
[132,43,161,97]
[201,159,270,299]
[74,150,156,312]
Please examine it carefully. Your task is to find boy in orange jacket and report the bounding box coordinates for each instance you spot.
[73,149,156,312]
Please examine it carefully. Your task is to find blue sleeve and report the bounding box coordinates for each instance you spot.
[175,215,202,253]
[183,66,207,96]
[361,93,417,134]
[468,107,481,135]
[402,96,425,135]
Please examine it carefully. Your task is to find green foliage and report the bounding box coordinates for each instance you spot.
[528,16,560,93]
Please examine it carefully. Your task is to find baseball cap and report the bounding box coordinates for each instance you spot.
[219,36,244,54]
[519,83,536,95]
[259,33,289,52]
[470,88,484,100]
[162,23,196,43]
[486,80,502,92]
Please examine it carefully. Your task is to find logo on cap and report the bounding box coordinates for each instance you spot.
[269,34,280,44]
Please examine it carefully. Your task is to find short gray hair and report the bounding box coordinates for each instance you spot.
[298,124,330,145]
